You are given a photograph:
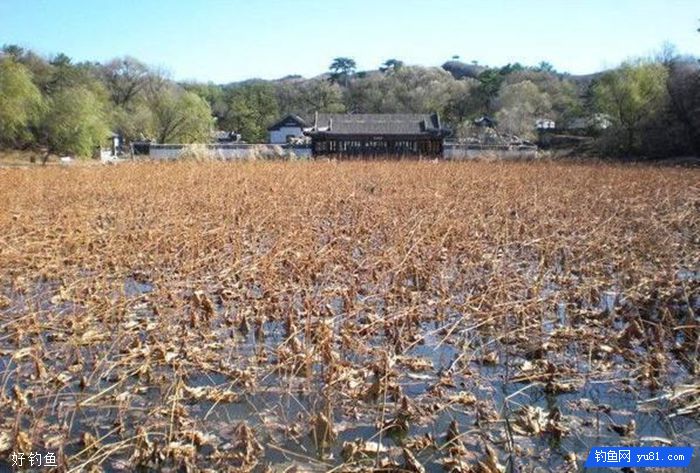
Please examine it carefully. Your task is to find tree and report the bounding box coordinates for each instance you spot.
[102,57,150,107]
[149,87,213,143]
[379,59,404,74]
[495,80,552,140]
[50,53,72,68]
[102,67,171,144]
[219,82,279,142]
[505,69,582,124]
[535,61,555,73]
[110,103,154,143]
[47,57,106,97]
[474,69,504,114]
[344,75,386,113]
[275,78,345,118]
[2,44,54,93]
[0,58,44,146]
[499,63,525,75]
[443,77,481,126]
[593,62,668,154]
[42,86,110,157]
[655,42,679,67]
[1,44,25,60]
[470,64,528,114]
[345,66,461,115]
[665,60,700,154]
[181,81,229,132]
[329,57,356,87]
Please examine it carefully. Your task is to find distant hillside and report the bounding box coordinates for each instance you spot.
[216,61,608,91]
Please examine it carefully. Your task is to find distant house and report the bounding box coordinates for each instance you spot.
[535,118,556,130]
[305,113,451,158]
[268,114,308,144]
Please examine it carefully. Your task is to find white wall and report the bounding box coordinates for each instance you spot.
[144,144,311,160]
[269,126,304,144]
[443,145,538,160]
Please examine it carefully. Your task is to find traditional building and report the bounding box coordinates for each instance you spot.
[268,114,308,144]
[305,113,451,158]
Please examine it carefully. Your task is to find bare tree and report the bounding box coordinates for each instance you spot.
[102,57,150,107]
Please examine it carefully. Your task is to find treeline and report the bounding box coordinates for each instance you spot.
[1,44,699,158]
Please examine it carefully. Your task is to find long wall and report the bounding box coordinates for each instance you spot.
[443,143,538,160]
[134,143,537,161]
[138,144,312,160]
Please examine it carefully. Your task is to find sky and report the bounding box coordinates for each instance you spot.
[0,0,698,83]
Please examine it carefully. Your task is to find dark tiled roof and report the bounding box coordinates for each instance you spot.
[267,114,308,131]
[310,113,448,136]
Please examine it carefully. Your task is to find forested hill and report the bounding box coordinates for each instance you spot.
[1,45,699,159]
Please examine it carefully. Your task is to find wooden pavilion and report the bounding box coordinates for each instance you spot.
[305,113,451,158]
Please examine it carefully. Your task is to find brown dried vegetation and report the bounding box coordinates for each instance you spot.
[0,160,698,471]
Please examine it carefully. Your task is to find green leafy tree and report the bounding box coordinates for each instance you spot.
[593,62,668,154]
[149,88,213,143]
[329,57,356,87]
[473,63,527,114]
[535,61,555,73]
[1,44,25,60]
[499,63,525,75]
[50,53,72,68]
[2,44,55,93]
[0,58,44,146]
[220,82,279,142]
[474,69,505,114]
[48,56,106,97]
[181,81,228,126]
[111,103,154,143]
[42,86,110,157]
[379,59,404,74]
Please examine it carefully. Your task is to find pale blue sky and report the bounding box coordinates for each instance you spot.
[0,0,697,83]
